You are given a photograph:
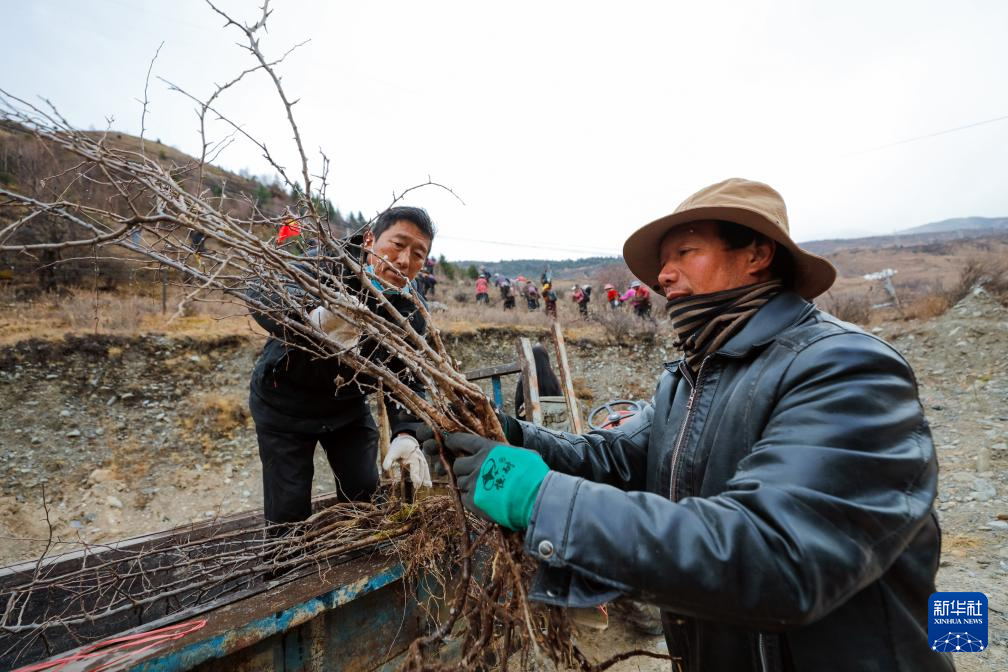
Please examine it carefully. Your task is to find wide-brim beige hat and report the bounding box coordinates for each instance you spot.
[622,178,837,300]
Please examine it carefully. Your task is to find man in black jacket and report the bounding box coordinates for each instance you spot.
[249,206,435,525]
[428,180,952,670]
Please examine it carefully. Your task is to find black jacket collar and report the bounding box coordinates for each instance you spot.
[717,291,813,358]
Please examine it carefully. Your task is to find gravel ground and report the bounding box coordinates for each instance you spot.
[884,288,1008,671]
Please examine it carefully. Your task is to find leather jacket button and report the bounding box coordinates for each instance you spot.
[538,540,554,558]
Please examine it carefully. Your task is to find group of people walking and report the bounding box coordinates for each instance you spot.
[473,271,654,320]
[603,280,653,317]
[474,269,560,317]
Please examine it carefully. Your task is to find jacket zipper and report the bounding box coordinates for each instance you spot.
[669,361,774,672]
[758,633,769,672]
[669,357,709,502]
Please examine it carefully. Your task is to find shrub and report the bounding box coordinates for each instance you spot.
[254,183,271,204]
[593,308,661,344]
[902,293,951,321]
[438,254,456,281]
[819,291,871,325]
[946,255,1008,305]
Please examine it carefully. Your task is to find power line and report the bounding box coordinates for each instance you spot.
[436,234,617,257]
[851,112,1008,156]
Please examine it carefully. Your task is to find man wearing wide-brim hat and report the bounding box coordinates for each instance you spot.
[427,178,949,671]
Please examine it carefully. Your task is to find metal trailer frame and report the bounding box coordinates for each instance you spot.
[2,495,451,672]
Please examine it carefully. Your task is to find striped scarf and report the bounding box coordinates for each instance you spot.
[666,279,783,377]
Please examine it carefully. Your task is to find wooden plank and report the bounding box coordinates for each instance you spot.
[516,337,543,425]
[464,361,521,381]
[551,320,584,433]
[376,383,391,470]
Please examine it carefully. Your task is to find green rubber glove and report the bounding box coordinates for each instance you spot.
[448,435,549,531]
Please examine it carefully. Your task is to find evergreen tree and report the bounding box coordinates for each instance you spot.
[466,264,479,280]
[438,254,456,281]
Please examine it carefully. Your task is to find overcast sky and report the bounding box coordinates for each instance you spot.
[3,1,1007,261]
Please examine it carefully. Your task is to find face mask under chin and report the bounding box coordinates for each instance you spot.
[365,263,411,296]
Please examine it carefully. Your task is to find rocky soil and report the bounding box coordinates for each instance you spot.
[885,288,1008,671]
[1,291,1006,670]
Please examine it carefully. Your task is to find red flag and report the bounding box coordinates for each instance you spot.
[277,220,301,244]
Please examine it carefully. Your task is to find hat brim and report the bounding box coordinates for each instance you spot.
[622,205,837,300]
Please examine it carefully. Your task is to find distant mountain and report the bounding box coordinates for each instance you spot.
[449,216,1008,281]
[802,226,1008,256]
[896,216,1008,235]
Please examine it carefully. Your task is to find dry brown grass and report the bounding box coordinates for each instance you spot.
[902,293,952,321]
[180,392,251,453]
[0,277,668,349]
[431,279,665,344]
[941,532,986,560]
[817,291,872,325]
[812,234,1008,322]
[945,253,1008,304]
[0,284,262,345]
[97,432,156,484]
[572,377,594,402]
[20,249,1001,349]
[592,307,662,343]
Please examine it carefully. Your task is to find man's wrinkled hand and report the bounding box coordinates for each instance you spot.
[382,435,432,488]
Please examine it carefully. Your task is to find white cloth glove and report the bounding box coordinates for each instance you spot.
[308,304,360,349]
[382,434,432,488]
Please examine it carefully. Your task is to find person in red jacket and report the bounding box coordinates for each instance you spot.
[628,280,652,318]
[604,283,619,309]
[475,275,489,304]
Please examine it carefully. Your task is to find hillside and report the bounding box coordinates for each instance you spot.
[0,121,365,288]
[451,220,1008,283]
[0,121,294,216]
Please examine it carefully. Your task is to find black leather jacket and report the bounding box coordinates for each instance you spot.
[247,237,426,435]
[516,292,952,671]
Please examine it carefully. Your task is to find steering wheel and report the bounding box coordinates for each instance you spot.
[587,399,646,431]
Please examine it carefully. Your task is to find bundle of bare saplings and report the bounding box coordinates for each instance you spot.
[0,3,673,671]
